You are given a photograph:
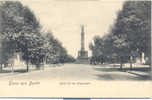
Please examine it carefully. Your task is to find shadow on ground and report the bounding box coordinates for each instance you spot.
[0,69,30,73]
[95,74,151,81]
[94,66,150,72]
[94,66,151,81]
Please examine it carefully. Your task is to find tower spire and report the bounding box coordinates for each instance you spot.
[77,24,88,64]
[81,25,85,51]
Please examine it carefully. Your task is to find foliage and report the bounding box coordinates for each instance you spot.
[113,1,151,58]
[0,1,44,71]
[44,32,75,64]
[90,1,151,67]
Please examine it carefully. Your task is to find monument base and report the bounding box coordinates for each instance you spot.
[76,58,89,64]
[76,50,89,64]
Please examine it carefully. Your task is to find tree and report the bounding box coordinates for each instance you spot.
[44,32,75,64]
[0,1,75,72]
[112,1,151,66]
[89,34,116,64]
[0,1,20,71]
[63,55,76,63]
[0,1,45,72]
[44,32,59,64]
[17,30,46,71]
[90,1,151,70]
[0,38,16,71]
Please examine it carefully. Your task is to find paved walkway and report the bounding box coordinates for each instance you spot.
[0,64,151,97]
[0,64,151,81]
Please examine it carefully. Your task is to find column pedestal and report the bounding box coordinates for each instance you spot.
[76,50,89,64]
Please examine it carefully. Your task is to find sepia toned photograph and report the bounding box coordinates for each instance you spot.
[0,0,151,98]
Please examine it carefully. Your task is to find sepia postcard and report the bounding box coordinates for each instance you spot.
[0,0,151,98]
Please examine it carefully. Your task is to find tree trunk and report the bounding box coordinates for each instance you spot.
[130,56,133,70]
[26,60,29,72]
[120,56,123,70]
[130,61,132,70]
[11,64,14,73]
[148,55,151,69]
[120,62,123,70]
[130,62,132,70]
[0,64,2,72]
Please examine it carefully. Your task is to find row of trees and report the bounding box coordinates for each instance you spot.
[0,1,75,72]
[89,1,151,69]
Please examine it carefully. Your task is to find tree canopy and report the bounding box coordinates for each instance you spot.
[0,1,75,72]
[90,1,151,67]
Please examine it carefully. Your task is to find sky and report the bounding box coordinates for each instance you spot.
[20,0,124,58]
